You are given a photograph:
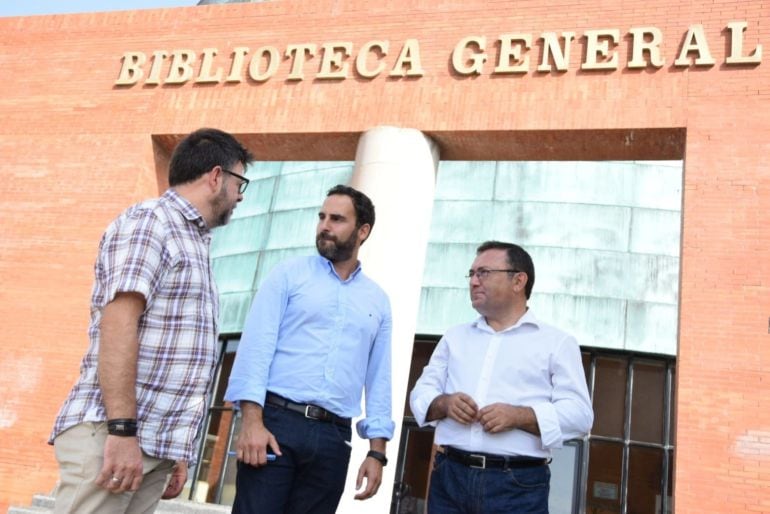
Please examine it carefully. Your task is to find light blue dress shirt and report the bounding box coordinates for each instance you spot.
[225,255,395,440]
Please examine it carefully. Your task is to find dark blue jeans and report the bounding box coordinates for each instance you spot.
[231,404,353,514]
[428,453,550,514]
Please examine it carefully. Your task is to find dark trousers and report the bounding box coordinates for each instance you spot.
[232,404,353,514]
[428,453,551,514]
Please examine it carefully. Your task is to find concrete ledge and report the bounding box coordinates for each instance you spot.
[9,494,232,513]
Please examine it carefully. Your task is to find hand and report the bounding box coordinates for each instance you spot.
[478,403,538,434]
[161,461,187,499]
[95,435,144,494]
[440,393,479,425]
[235,417,282,467]
[354,456,383,500]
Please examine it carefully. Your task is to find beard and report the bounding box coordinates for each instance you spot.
[210,186,235,228]
[215,207,233,228]
[316,230,358,262]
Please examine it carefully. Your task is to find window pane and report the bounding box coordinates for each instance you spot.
[630,360,665,443]
[403,339,438,417]
[669,366,676,445]
[627,446,663,514]
[582,351,592,393]
[218,413,241,506]
[394,427,434,513]
[586,440,623,514]
[549,443,579,514]
[188,339,238,504]
[666,449,674,512]
[593,357,628,437]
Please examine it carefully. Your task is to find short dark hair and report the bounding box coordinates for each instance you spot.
[168,128,253,186]
[476,241,535,299]
[326,184,376,235]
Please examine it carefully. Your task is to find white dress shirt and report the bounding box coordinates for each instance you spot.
[410,309,593,458]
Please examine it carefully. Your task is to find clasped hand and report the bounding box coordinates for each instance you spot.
[443,393,523,434]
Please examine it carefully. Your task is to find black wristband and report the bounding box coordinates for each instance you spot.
[107,418,138,437]
[367,450,388,466]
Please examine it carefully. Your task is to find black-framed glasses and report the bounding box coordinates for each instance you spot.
[466,268,521,280]
[222,168,250,194]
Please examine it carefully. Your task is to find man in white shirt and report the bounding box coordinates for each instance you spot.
[410,241,593,514]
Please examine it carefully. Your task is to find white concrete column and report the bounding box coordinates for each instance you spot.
[338,126,439,514]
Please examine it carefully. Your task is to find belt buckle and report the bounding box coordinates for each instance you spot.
[304,405,323,421]
[469,454,486,469]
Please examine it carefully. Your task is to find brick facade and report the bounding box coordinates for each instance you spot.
[1,1,768,512]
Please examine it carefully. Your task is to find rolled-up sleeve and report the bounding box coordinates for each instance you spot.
[532,335,594,449]
[409,337,450,427]
[356,303,395,440]
[224,265,288,407]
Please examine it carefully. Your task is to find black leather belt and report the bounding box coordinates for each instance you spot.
[441,446,548,470]
[265,392,350,427]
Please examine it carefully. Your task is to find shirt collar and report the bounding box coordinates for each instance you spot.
[472,308,541,334]
[318,254,363,282]
[163,188,208,232]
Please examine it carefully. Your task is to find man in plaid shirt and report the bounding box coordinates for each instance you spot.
[49,128,253,513]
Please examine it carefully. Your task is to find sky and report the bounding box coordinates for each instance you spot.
[0,0,197,17]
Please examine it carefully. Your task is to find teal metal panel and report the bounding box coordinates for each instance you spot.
[210,159,682,355]
[422,243,477,288]
[529,293,628,349]
[625,161,683,210]
[218,291,256,335]
[273,166,353,211]
[212,252,259,294]
[210,162,353,332]
[254,246,316,288]
[264,208,318,250]
[434,161,496,200]
[490,202,632,252]
[231,176,276,219]
[210,215,270,258]
[245,162,282,180]
[629,209,682,257]
[428,201,496,243]
[495,160,682,210]
[531,247,680,304]
[278,161,341,175]
[625,301,679,353]
[418,160,683,355]
[417,287,477,336]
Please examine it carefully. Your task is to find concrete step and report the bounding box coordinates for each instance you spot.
[157,498,231,513]
[7,494,52,513]
[9,493,232,513]
[7,506,51,514]
[31,494,54,508]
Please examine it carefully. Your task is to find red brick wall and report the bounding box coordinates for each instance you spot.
[1,1,768,511]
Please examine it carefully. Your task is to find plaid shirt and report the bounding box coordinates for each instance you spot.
[50,189,219,463]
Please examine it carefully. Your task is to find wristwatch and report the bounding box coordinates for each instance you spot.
[107,418,138,437]
[367,450,388,466]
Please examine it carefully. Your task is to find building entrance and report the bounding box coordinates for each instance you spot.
[392,338,676,514]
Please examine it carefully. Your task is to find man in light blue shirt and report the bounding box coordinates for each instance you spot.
[225,184,394,514]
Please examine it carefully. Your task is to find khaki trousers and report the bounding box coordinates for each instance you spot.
[53,422,176,514]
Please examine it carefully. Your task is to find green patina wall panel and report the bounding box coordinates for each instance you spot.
[211,159,682,354]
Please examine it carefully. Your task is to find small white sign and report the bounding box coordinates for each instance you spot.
[593,481,618,500]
